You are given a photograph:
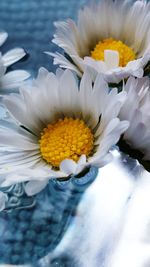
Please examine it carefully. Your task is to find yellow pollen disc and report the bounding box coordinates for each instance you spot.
[91,38,136,67]
[39,117,94,167]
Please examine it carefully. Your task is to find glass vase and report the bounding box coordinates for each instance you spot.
[0,167,98,266]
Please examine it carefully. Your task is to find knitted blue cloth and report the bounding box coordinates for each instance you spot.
[0,0,86,76]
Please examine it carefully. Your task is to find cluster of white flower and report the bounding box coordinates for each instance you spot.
[0,0,150,211]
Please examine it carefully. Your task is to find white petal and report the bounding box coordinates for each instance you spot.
[0,124,39,150]
[60,159,77,175]
[75,155,87,175]
[0,167,50,186]
[35,67,50,83]
[83,57,107,73]
[3,96,42,135]
[104,50,119,70]
[58,69,79,116]
[0,61,6,78]
[89,153,113,168]
[118,75,150,157]
[56,68,64,78]
[24,180,49,196]
[48,51,82,77]
[0,32,8,47]
[0,150,40,165]
[78,154,86,165]
[2,48,26,67]
[0,70,30,90]
[79,67,103,128]
[79,67,93,120]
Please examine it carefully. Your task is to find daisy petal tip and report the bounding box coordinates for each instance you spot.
[60,159,77,175]
[24,180,48,196]
[78,154,87,165]
[0,32,8,47]
[134,68,144,78]
[104,50,120,70]
[121,120,130,133]
[2,47,27,67]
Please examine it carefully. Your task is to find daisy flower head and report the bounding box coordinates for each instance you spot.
[0,67,129,198]
[50,0,150,84]
[119,76,150,167]
[0,31,30,92]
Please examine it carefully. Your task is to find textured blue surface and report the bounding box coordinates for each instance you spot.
[0,0,87,77]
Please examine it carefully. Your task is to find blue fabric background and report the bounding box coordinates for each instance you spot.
[0,0,86,77]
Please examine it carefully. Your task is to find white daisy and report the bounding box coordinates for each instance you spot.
[49,0,150,84]
[119,76,150,160]
[0,67,128,198]
[0,31,30,91]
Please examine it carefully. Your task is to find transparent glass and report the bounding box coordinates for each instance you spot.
[0,168,98,266]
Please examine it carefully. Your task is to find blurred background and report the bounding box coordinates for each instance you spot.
[0,0,87,77]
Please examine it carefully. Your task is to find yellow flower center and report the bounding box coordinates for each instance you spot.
[91,38,136,67]
[39,117,94,167]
